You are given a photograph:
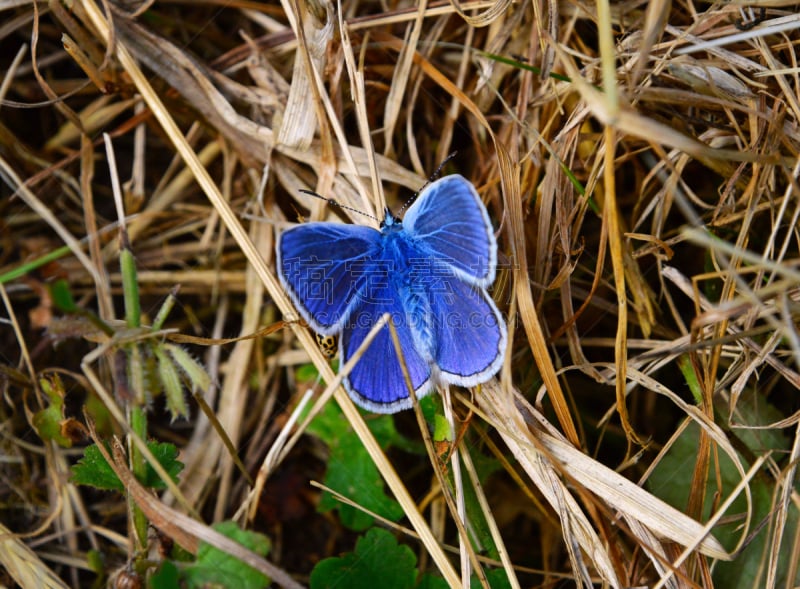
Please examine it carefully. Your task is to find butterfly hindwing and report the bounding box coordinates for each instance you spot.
[340,282,431,413]
[428,272,507,386]
[402,175,497,287]
[277,223,381,334]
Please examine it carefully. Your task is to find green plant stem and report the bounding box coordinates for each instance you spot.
[129,405,149,551]
[120,245,141,328]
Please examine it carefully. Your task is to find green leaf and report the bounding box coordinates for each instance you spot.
[310,528,416,589]
[294,356,340,385]
[416,574,449,589]
[84,390,113,437]
[295,362,321,383]
[155,344,188,419]
[459,462,501,561]
[648,392,798,587]
[86,549,105,575]
[0,246,71,286]
[49,278,78,313]
[182,521,270,589]
[149,560,180,589]
[433,414,453,443]
[71,443,123,492]
[71,442,183,492]
[306,403,404,530]
[32,375,72,447]
[677,355,703,404]
[166,343,211,395]
[141,442,184,489]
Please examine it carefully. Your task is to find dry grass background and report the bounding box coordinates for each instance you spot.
[1,0,800,587]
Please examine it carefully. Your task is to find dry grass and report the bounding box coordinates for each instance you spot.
[1,0,799,587]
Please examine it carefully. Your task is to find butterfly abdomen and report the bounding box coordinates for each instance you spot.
[403,285,435,362]
[385,233,437,362]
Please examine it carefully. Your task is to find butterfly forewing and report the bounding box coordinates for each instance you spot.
[277,223,381,334]
[402,175,497,286]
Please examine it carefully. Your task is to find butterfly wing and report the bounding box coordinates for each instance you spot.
[429,273,507,386]
[402,175,497,287]
[340,280,432,413]
[277,222,382,334]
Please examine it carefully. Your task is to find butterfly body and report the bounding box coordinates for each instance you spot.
[277,175,506,413]
[377,224,438,362]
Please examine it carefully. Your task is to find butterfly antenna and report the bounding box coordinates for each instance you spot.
[298,189,380,222]
[396,151,458,217]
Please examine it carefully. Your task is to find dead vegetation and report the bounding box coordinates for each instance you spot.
[1,0,799,587]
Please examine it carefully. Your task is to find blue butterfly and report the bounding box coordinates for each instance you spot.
[277,174,507,413]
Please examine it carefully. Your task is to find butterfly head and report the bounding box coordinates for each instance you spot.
[380,208,403,232]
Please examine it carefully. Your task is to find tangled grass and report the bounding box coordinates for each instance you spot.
[1,0,799,587]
